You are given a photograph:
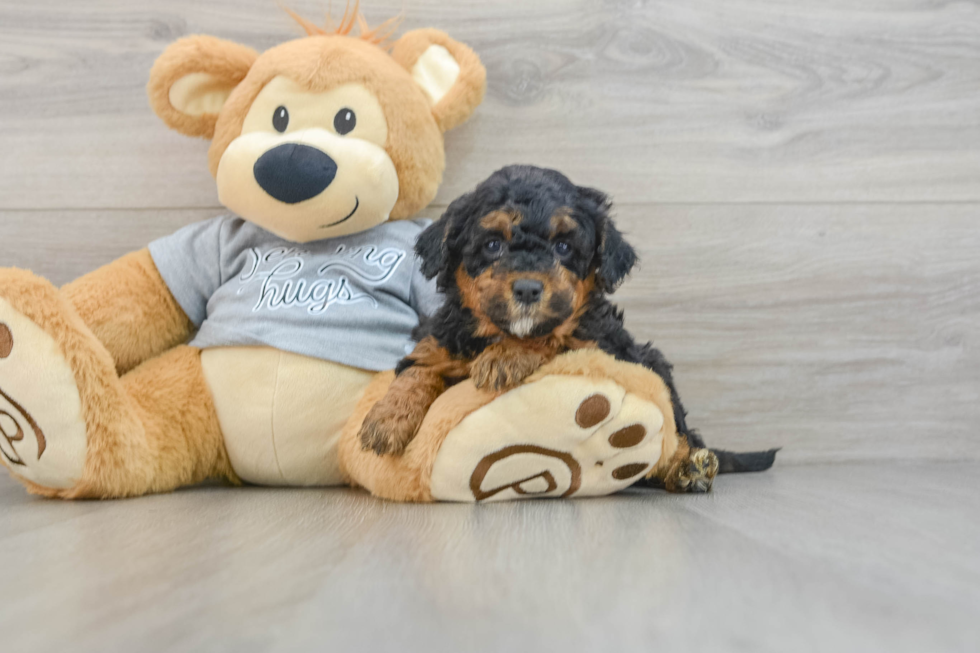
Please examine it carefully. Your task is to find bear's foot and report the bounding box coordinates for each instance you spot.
[0,270,107,494]
[429,374,670,502]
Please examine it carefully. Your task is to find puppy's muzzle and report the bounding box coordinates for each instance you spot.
[253,143,338,204]
[512,278,544,305]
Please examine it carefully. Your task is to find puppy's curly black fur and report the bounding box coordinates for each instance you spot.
[359,165,777,491]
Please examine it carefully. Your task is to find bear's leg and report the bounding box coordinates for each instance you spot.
[340,350,701,502]
[61,249,193,375]
[0,269,232,498]
[102,346,236,497]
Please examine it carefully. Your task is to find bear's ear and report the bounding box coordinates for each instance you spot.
[147,35,258,139]
[391,28,487,133]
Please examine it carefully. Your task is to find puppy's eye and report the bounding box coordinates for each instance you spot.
[484,239,503,256]
[272,106,289,133]
[553,241,572,258]
[334,108,356,135]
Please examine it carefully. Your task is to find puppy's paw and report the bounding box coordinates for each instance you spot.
[470,346,545,392]
[664,447,719,494]
[358,409,420,457]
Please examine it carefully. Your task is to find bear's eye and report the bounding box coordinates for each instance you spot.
[272,106,289,133]
[484,239,503,257]
[334,108,356,135]
[553,241,572,258]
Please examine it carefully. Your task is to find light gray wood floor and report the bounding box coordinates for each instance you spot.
[1,0,978,651]
[2,464,978,653]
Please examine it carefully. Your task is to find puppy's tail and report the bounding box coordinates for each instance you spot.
[711,448,780,474]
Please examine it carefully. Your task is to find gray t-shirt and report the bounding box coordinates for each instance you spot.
[148,216,440,371]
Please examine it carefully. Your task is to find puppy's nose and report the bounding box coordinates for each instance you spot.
[512,279,544,305]
[253,143,337,204]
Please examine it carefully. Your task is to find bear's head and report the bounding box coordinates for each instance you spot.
[147,8,485,243]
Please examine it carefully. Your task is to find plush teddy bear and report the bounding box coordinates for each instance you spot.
[0,9,689,502]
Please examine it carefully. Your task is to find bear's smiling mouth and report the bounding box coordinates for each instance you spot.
[320,197,360,229]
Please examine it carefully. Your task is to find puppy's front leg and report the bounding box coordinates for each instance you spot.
[470,339,554,392]
[359,366,445,456]
[359,337,465,456]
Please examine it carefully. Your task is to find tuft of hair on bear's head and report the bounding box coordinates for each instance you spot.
[282,1,403,48]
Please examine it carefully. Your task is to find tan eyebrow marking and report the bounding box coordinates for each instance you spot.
[550,209,578,237]
[480,210,522,240]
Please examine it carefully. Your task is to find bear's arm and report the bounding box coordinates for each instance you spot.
[62,248,194,375]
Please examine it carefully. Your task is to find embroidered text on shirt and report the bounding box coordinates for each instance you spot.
[238,244,406,314]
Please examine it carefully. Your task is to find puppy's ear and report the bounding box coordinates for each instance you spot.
[416,191,477,280]
[147,36,257,139]
[597,221,638,292]
[578,186,638,293]
[415,218,448,280]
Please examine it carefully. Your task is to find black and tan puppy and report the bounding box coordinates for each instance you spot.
[359,165,777,492]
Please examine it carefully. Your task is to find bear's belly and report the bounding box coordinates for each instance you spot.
[200,346,375,486]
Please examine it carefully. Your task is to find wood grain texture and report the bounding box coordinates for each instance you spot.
[0,209,218,285]
[1,0,979,209]
[613,204,980,464]
[1,463,977,653]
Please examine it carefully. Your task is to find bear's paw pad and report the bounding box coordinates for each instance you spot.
[430,375,666,502]
[0,298,87,489]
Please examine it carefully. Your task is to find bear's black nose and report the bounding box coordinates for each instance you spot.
[512,279,544,305]
[253,143,337,204]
